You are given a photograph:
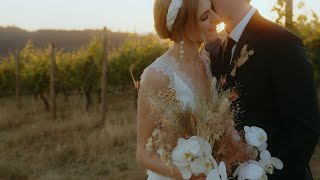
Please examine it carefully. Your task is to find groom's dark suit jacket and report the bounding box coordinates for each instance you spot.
[206,11,319,180]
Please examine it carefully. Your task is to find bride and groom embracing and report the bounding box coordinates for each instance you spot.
[135,0,319,179]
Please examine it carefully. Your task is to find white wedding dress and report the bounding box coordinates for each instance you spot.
[140,52,213,180]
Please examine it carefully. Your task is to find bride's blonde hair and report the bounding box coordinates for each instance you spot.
[154,0,200,42]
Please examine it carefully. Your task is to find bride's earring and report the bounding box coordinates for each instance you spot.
[180,40,184,60]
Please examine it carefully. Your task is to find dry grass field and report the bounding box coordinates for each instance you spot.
[0,93,319,180]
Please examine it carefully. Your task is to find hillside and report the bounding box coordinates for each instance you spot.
[0,26,130,57]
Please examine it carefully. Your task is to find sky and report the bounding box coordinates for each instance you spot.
[0,0,319,33]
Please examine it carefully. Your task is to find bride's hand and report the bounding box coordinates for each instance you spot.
[172,166,206,180]
[172,166,184,180]
[190,173,206,180]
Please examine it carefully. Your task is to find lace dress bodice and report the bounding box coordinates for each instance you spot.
[140,51,212,180]
[140,52,212,111]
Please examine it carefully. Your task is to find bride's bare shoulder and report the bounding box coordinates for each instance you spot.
[140,57,172,91]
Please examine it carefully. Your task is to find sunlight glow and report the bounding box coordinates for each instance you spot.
[216,22,225,33]
[0,0,319,33]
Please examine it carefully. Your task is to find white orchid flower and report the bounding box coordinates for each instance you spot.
[190,156,214,176]
[257,142,268,151]
[172,138,199,166]
[195,137,213,158]
[172,146,192,167]
[206,161,227,180]
[171,136,216,179]
[172,137,201,179]
[181,136,201,155]
[191,137,215,176]
[178,166,193,180]
[244,126,268,148]
[258,150,283,174]
[259,173,268,180]
[234,160,264,180]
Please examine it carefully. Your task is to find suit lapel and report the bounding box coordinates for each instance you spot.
[232,11,262,63]
[207,38,228,79]
[207,11,265,79]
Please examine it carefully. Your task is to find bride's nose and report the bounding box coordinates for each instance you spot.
[209,11,222,25]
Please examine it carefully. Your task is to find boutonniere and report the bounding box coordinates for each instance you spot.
[230,44,254,77]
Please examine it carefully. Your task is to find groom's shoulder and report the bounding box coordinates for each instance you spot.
[255,15,301,43]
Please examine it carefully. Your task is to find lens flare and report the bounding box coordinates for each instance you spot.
[216,22,225,33]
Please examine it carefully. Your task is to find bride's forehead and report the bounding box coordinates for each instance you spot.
[199,0,212,8]
[198,0,212,15]
[198,0,212,11]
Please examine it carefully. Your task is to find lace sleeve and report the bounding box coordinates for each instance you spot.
[140,59,175,90]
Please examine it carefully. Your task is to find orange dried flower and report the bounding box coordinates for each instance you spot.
[228,89,239,102]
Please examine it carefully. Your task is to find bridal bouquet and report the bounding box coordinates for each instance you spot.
[143,77,283,180]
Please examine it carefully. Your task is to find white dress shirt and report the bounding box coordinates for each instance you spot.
[228,7,256,64]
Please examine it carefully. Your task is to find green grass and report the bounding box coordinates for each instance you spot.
[0,93,319,179]
[0,94,145,180]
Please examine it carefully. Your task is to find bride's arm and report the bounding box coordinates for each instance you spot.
[136,69,183,179]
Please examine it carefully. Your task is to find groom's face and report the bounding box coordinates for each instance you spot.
[211,0,237,20]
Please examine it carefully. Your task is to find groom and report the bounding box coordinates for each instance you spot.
[206,0,320,179]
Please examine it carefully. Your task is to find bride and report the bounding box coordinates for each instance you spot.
[136,0,222,179]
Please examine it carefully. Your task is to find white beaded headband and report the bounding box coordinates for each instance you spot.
[166,0,183,32]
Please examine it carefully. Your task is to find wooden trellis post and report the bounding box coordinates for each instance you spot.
[285,0,293,30]
[15,51,21,109]
[100,27,108,128]
[50,43,57,120]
